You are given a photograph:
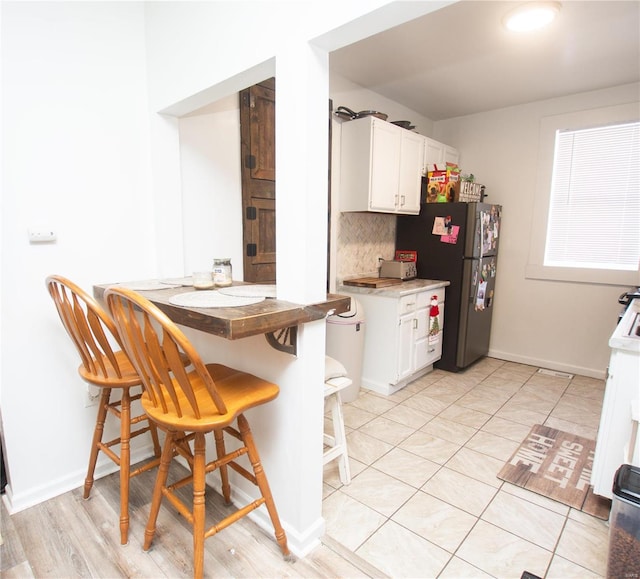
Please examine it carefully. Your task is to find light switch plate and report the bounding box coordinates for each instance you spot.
[28,229,57,243]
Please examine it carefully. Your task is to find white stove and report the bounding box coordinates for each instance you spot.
[610,297,640,351]
[592,298,640,499]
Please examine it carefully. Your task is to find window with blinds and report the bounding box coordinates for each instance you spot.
[544,121,640,271]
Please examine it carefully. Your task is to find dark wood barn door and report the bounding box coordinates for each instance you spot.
[239,78,276,282]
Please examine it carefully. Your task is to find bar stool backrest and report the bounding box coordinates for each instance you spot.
[46,275,127,382]
[105,286,228,420]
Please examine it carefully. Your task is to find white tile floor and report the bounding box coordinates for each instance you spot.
[322,358,610,579]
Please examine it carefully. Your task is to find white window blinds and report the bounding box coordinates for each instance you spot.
[544,121,640,271]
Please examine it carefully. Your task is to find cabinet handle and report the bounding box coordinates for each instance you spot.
[428,347,435,353]
[413,318,418,329]
[400,195,406,206]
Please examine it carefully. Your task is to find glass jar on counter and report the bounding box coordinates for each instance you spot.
[212,258,232,287]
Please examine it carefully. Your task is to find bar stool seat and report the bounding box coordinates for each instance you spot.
[323,356,351,485]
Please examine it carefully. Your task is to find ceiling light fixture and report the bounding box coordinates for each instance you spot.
[503,1,561,33]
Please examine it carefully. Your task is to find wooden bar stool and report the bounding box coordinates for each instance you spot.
[105,286,290,579]
[323,356,352,485]
[46,275,164,545]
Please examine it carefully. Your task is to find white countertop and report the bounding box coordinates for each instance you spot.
[339,278,450,297]
[610,298,640,353]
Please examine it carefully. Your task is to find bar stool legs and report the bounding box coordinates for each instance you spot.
[84,389,112,501]
[84,387,162,545]
[143,416,290,579]
[323,378,352,485]
[237,414,289,555]
[118,389,131,546]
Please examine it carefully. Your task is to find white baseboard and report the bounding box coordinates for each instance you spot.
[488,349,607,380]
[4,445,155,514]
[205,471,324,558]
[362,365,433,396]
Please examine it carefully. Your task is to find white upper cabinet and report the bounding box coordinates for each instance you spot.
[423,137,460,174]
[368,120,402,212]
[444,144,460,166]
[340,117,424,215]
[397,130,424,214]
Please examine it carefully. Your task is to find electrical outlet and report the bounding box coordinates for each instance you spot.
[84,383,100,407]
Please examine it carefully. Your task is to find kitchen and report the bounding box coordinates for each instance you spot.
[2,1,639,577]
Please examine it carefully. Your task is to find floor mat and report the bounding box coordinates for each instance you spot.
[498,424,611,520]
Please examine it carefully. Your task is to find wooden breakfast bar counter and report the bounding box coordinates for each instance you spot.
[94,282,351,355]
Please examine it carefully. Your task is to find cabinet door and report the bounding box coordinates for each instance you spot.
[426,302,445,366]
[369,120,401,212]
[413,304,430,371]
[397,313,415,382]
[397,131,424,214]
[424,137,445,170]
[414,304,429,342]
[444,145,460,166]
[415,291,445,370]
[424,138,460,171]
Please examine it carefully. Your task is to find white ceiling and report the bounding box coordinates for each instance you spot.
[329,1,640,121]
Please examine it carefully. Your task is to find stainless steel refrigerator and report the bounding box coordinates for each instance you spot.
[397,202,502,372]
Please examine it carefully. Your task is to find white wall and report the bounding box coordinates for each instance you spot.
[179,95,244,276]
[433,83,640,378]
[330,73,435,136]
[1,1,155,510]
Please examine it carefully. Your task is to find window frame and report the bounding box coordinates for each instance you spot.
[526,102,640,286]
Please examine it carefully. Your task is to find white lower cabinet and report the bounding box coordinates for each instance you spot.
[347,287,445,396]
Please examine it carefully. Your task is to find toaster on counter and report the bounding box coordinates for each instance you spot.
[379,260,417,280]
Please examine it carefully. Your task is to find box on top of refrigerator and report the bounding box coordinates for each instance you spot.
[456,181,485,202]
[426,163,460,203]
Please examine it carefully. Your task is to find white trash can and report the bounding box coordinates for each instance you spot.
[326,298,365,403]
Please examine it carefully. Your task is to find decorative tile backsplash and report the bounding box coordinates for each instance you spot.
[337,212,397,280]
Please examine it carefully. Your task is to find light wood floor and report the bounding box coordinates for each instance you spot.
[0,463,385,578]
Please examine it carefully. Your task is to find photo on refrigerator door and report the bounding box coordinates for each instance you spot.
[480,207,501,256]
[475,257,497,311]
[476,280,487,310]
